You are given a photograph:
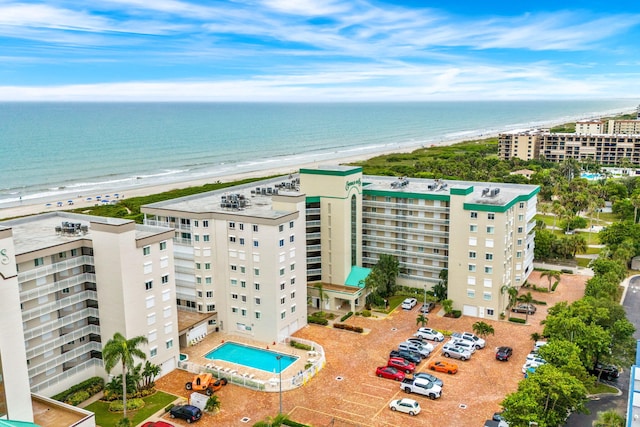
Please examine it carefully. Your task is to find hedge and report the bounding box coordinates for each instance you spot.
[108,398,145,412]
[551,280,560,292]
[307,316,329,326]
[52,377,104,405]
[508,317,526,324]
[340,312,354,322]
[289,340,312,351]
[333,323,363,333]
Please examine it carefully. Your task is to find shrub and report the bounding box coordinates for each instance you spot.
[307,316,329,326]
[353,326,364,333]
[361,310,372,317]
[108,398,145,412]
[52,377,104,404]
[289,341,312,351]
[333,323,345,329]
[165,403,175,413]
[66,390,90,406]
[452,310,462,318]
[551,280,560,292]
[509,317,526,324]
[283,420,311,427]
[340,312,354,322]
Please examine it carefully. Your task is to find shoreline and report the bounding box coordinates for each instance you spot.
[1,105,636,221]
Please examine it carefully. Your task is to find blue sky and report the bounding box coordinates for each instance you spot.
[1,0,639,101]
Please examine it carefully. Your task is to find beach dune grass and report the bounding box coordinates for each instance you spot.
[84,390,176,426]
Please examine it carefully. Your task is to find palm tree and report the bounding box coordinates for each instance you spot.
[592,409,625,427]
[254,413,291,427]
[630,190,640,223]
[518,292,535,324]
[416,314,428,327]
[313,283,329,311]
[103,332,148,419]
[141,361,161,390]
[540,270,562,292]
[472,321,495,339]
[500,285,518,316]
[205,395,221,413]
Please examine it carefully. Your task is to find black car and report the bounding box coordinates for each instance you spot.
[495,346,513,361]
[389,349,422,364]
[170,404,202,423]
[590,363,620,380]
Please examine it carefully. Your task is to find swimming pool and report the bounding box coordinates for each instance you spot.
[205,342,298,373]
[581,172,603,180]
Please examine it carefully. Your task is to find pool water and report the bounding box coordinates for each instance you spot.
[581,172,603,180]
[205,342,298,373]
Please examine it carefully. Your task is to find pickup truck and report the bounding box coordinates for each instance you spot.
[399,378,442,400]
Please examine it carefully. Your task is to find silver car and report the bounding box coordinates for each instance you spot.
[442,343,471,361]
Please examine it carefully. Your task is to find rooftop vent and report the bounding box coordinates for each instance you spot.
[56,221,87,236]
[221,193,251,210]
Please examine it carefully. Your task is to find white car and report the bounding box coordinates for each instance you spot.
[414,327,445,342]
[451,331,486,349]
[389,398,421,416]
[405,337,435,352]
[399,341,432,357]
[442,344,471,361]
[448,338,476,353]
[401,298,418,310]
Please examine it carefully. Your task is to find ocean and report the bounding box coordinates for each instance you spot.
[1,100,637,207]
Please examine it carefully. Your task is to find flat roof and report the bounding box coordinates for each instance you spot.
[0,212,170,255]
[142,175,300,219]
[31,395,94,427]
[178,309,216,335]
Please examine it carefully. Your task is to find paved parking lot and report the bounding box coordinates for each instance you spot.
[154,271,587,426]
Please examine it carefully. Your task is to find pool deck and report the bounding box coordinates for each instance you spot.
[177,331,322,388]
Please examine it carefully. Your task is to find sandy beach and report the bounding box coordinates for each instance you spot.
[0,135,475,221]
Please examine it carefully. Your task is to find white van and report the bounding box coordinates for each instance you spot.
[399,341,431,357]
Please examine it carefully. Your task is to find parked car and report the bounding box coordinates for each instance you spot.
[522,358,546,374]
[419,301,436,313]
[448,338,476,353]
[389,398,421,416]
[400,377,442,399]
[399,341,432,357]
[169,405,202,424]
[511,303,536,314]
[376,365,406,381]
[590,362,620,380]
[428,360,458,374]
[401,298,418,310]
[142,422,175,427]
[451,331,486,349]
[388,357,416,373]
[415,327,445,342]
[495,346,513,361]
[442,345,471,361]
[390,349,422,364]
[413,372,443,387]
[405,337,435,352]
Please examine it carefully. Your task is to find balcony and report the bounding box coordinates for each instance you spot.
[23,308,100,340]
[20,273,96,303]
[31,358,103,393]
[18,256,95,284]
[26,324,101,359]
[28,341,102,378]
[363,200,449,212]
[22,290,98,322]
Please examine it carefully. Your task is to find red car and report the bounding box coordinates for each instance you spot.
[376,365,406,381]
[388,357,416,373]
[141,422,174,427]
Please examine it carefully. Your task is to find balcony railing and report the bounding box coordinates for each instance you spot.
[362,211,449,225]
[363,200,449,212]
[28,341,102,378]
[22,290,98,322]
[363,222,449,236]
[18,256,95,284]
[26,324,101,359]
[20,273,96,303]
[31,358,103,393]
[23,308,99,340]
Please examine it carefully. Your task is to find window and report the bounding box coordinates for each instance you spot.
[240,280,246,288]
[291,304,296,313]
[290,263,295,271]
[255,312,261,319]
[229,236,236,243]
[517,239,523,246]
[254,268,260,276]
[206,277,212,284]
[517,227,524,233]
[518,214,524,221]
[207,304,215,312]
[289,235,295,243]
[467,276,476,285]
[279,224,284,232]
[150,347,157,358]
[239,238,245,245]
[470,212,478,219]
[34,257,44,267]
[205,263,211,270]
[164,323,173,334]
[161,274,169,285]
[232,293,238,300]
[143,246,151,255]
[485,239,494,248]
[203,220,209,227]
[484,266,493,274]
[280,297,285,304]
[146,296,155,308]
[196,276,202,284]
[71,248,78,256]
[519,202,525,209]
[231,264,237,271]
[468,264,476,272]
[290,291,296,299]
[253,225,259,232]
[469,237,477,246]
[255,297,261,305]
[279,267,285,276]
[160,241,167,250]
[62,287,70,294]
[240,266,246,273]
[195,262,201,270]
[488,213,495,220]
[241,309,247,317]
[147,313,156,325]
[232,307,238,313]
[486,226,495,234]
[289,221,294,228]
[239,223,244,230]
[280,310,286,319]
[145,280,153,291]
[203,235,210,242]
[206,291,213,298]
[229,221,235,229]
[194,234,200,242]
[484,278,492,287]
[254,283,260,291]
[253,240,259,247]
[166,339,173,349]
[467,290,475,298]
[163,289,171,301]
[483,292,492,301]
[194,220,199,227]
[163,306,171,318]
[290,277,296,285]
[280,282,285,290]
[148,330,157,342]
[470,225,478,232]
[487,309,494,316]
[516,251,522,258]
[279,239,285,247]
[485,253,493,260]
[469,251,476,259]
[241,295,247,302]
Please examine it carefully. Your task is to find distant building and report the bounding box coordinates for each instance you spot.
[497,129,542,161]
[510,169,535,180]
[576,119,606,135]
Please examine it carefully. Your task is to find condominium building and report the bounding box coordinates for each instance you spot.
[499,130,640,165]
[576,120,606,135]
[0,213,179,398]
[298,166,538,320]
[141,179,309,343]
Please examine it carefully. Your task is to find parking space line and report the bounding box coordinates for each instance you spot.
[341,397,380,409]
[354,389,388,400]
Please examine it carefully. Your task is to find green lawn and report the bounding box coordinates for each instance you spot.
[587,382,618,395]
[575,257,592,268]
[85,391,177,426]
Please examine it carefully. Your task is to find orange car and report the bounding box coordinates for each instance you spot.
[428,360,458,375]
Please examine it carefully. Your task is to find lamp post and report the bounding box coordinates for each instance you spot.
[276,355,283,413]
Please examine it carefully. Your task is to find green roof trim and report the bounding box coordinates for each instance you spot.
[345,266,371,288]
[450,186,473,196]
[305,196,321,203]
[363,189,450,201]
[0,420,42,427]
[300,167,362,177]
[463,187,540,213]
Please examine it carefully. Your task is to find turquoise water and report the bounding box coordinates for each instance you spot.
[581,172,603,180]
[205,342,297,373]
[1,100,636,207]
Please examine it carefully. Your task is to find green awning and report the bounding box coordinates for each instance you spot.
[345,266,371,288]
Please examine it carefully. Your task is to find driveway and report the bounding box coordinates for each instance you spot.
[154,271,587,426]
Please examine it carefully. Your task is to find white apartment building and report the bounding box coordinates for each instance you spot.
[497,129,542,161]
[576,120,606,135]
[0,213,179,397]
[141,178,309,343]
